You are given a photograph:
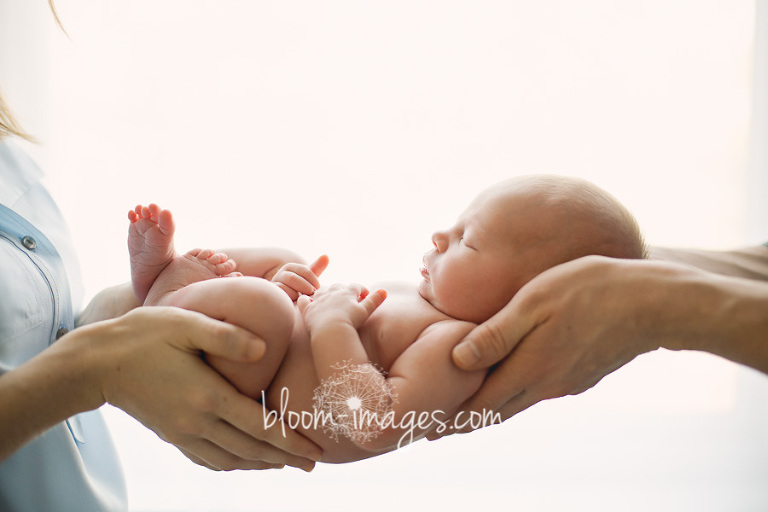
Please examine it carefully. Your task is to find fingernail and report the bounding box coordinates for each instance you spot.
[300,461,316,472]
[454,340,481,367]
[248,340,266,360]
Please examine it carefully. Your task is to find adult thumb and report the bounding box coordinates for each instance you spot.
[176,309,267,362]
[452,298,534,371]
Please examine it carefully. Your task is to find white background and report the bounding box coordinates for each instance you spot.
[2,1,768,511]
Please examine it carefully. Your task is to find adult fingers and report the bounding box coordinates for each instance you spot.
[180,439,289,471]
[426,348,544,441]
[179,447,218,470]
[215,391,323,466]
[168,308,267,362]
[203,421,316,471]
[456,365,539,431]
[426,387,536,442]
[452,294,539,371]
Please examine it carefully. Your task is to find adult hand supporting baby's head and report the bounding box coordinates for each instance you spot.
[430,256,659,439]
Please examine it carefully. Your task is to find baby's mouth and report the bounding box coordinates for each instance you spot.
[420,258,430,280]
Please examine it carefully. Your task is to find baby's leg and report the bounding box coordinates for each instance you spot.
[127,204,176,302]
[168,276,296,399]
[128,203,238,304]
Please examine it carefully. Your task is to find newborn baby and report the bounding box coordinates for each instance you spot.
[127,174,645,463]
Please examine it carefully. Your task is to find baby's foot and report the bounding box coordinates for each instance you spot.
[144,248,241,307]
[128,204,177,302]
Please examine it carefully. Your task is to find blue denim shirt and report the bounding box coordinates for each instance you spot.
[0,141,126,512]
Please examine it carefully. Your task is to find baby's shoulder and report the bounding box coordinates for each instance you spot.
[416,318,477,344]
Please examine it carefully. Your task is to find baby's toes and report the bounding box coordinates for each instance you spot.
[139,205,154,221]
[147,203,163,220]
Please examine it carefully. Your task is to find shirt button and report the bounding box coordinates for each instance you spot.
[21,236,37,250]
[56,327,69,340]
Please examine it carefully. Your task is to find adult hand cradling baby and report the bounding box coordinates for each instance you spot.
[432,251,768,437]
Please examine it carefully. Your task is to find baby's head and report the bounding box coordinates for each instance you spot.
[418,174,646,323]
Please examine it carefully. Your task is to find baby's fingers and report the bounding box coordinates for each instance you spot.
[309,255,330,278]
[297,294,312,314]
[360,289,387,315]
[281,273,316,296]
[274,283,299,301]
[279,264,322,292]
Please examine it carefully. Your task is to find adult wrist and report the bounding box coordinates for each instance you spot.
[650,266,768,372]
[56,321,116,412]
[76,282,141,327]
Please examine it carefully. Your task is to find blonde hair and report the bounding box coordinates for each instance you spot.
[0,91,33,142]
[0,0,64,142]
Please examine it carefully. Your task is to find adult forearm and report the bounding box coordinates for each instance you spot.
[0,326,105,461]
[657,271,768,374]
[446,256,768,430]
[650,245,768,281]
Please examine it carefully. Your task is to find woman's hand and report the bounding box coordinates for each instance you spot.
[83,306,322,471]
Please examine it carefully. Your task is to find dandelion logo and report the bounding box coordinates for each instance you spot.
[312,361,396,443]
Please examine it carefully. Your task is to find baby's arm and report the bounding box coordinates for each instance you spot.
[299,286,486,452]
[222,248,329,300]
[380,322,487,448]
[298,284,387,379]
[217,247,303,278]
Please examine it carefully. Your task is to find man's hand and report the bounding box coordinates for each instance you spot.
[431,256,666,437]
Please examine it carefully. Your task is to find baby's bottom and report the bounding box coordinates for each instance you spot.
[168,276,296,399]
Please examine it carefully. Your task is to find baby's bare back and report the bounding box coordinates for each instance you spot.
[265,282,451,462]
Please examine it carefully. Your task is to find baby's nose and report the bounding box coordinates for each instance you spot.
[431,231,448,253]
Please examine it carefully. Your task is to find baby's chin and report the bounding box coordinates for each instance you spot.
[418,284,485,323]
[417,280,444,312]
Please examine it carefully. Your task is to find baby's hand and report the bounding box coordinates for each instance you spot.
[298,284,387,331]
[271,255,329,301]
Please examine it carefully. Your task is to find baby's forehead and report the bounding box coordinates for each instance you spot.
[467,185,593,245]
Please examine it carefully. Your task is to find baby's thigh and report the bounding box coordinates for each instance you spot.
[171,276,294,338]
[170,277,296,398]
